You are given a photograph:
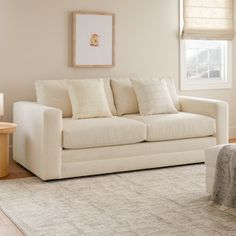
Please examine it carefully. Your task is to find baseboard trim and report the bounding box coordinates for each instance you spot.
[229,126,236,139]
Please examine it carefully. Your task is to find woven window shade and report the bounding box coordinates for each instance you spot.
[182,0,235,40]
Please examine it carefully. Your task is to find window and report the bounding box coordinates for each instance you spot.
[180,40,232,90]
[180,0,234,90]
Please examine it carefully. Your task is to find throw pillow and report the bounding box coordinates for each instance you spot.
[67,79,112,119]
[67,78,117,116]
[130,79,178,115]
[35,80,72,117]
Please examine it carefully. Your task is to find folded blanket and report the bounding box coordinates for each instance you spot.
[212,144,236,209]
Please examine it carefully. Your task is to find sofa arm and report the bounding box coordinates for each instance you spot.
[179,96,229,145]
[13,102,63,180]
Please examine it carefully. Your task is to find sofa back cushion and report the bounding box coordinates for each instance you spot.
[35,80,72,117]
[111,78,180,116]
[163,77,181,111]
[35,78,117,117]
[67,79,112,119]
[111,78,139,116]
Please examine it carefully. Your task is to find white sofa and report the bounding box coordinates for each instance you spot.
[13,80,229,180]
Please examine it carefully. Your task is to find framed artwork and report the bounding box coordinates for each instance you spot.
[73,11,115,68]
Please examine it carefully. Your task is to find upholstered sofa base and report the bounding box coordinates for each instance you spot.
[13,95,228,181]
[61,137,216,179]
[14,136,216,180]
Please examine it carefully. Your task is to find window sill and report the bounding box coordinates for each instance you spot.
[181,81,232,91]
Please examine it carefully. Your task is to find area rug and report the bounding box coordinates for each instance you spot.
[1,165,236,236]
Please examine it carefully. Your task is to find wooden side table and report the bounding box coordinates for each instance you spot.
[0,122,17,178]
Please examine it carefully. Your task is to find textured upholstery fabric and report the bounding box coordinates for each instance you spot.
[102,79,117,116]
[35,80,72,117]
[62,137,216,178]
[62,117,146,149]
[180,96,229,144]
[63,137,216,163]
[13,96,227,180]
[68,78,117,116]
[35,79,117,117]
[163,78,181,111]
[124,112,216,141]
[13,102,62,180]
[111,78,139,116]
[67,79,112,119]
[182,0,234,40]
[111,78,180,116]
[131,79,178,115]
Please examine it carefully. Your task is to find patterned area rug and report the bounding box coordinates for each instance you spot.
[1,164,236,236]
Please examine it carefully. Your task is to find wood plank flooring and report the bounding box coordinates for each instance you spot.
[0,211,23,236]
[0,157,33,180]
[1,139,236,236]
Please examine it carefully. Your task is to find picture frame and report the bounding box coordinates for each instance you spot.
[72,11,115,68]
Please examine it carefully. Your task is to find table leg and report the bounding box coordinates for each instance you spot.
[0,134,9,178]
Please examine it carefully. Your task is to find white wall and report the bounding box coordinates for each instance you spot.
[1,0,235,137]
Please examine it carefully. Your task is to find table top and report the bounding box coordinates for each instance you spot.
[0,122,17,134]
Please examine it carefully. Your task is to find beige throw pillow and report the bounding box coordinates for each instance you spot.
[67,79,112,119]
[130,79,178,115]
[111,78,139,116]
[35,78,117,117]
[35,80,72,117]
[67,79,117,116]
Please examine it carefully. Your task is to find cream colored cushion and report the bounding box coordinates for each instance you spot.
[124,112,216,141]
[67,79,112,119]
[131,79,178,115]
[111,78,139,116]
[35,80,72,117]
[35,79,117,118]
[62,117,146,149]
[102,79,117,116]
[162,77,181,111]
[68,78,117,116]
[111,78,180,116]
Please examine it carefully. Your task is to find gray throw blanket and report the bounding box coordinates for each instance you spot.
[212,144,236,209]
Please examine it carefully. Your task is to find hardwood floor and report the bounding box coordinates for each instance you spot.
[0,211,23,236]
[0,139,236,235]
[0,157,33,181]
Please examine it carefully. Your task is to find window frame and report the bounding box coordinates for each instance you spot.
[179,0,232,91]
[180,40,232,91]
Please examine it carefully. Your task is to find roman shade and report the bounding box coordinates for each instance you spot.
[182,0,234,40]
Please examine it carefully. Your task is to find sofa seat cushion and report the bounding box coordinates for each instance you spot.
[124,112,216,142]
[63,117,146,149]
